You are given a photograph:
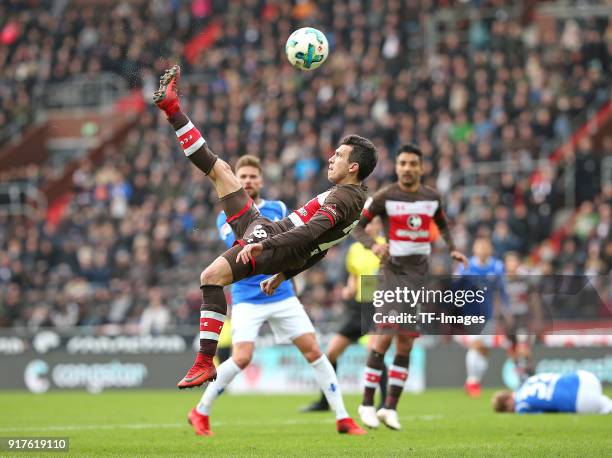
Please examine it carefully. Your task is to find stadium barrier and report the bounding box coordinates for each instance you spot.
[0,330,610,393]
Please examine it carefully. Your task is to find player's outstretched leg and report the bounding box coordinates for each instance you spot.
[153,64,243,199]
[154,65,251,389]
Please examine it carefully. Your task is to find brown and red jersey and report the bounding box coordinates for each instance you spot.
[354,183,456,273]
[258,183,368,275]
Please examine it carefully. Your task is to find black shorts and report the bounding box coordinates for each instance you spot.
[218,188,302,281]
[337,299,376,341]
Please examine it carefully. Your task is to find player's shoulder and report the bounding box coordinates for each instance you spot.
[419,184,442,200]
[330,183,368,205]
[493,258,505,273]
[373,182,398,197]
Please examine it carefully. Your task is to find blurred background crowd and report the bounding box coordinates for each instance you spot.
[0,0,610,333]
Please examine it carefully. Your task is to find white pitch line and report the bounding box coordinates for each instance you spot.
[0,415,444,433]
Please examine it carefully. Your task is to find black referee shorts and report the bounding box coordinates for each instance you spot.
[336,299,375,341]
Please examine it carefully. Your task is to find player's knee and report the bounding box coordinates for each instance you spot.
[216,159,232,174]
[200,265,222,286]
[232,353,252,369]
[304,346,322,363]
[396,336,414,354]
[210,159,233,181]
[200,258,232,286]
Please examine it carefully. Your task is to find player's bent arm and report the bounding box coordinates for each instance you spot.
[260,213,334,250]
[282,251,327,280]
[351,216,375,248]
[433,207,457,252]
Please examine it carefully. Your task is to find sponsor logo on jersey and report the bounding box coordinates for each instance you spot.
[407,214,422,229]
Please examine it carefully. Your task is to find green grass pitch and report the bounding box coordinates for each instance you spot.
[1,389,611,457]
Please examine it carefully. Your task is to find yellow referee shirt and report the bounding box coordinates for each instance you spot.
[345,236,385,302]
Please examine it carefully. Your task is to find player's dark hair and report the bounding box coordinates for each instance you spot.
[341,135,378,181]
[235,154,262,173]
[397,143,423,162]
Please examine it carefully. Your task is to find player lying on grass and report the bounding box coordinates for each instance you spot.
[153,66,377,389]
[492,370,612,414]
[188,155,366,435]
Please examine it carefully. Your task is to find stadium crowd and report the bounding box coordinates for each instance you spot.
[1,0,610,331]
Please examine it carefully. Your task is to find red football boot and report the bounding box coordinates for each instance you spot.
[336,417,367,435]
[188,408,213,436]
[153,64,181,118]
[177,353,217,389]
[464,381,482,398]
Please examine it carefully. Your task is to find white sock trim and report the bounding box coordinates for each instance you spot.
[200,311,226,321]
[176,121,194,137]
[184,137,206,156]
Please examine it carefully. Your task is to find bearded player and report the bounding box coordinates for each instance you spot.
[188,155,365,436]
[352,144,467,430]
[154,65,376,434]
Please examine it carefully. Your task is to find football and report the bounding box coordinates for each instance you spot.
[285,27,329,71]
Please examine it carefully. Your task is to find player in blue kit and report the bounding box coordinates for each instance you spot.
[455,237,509,397]
[492,371,612,414]
[187,155,365,436]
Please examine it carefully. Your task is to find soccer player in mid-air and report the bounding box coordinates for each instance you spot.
[353,144,468,430]
[154,65,377,434]
[188,155,366,435]
[493,370,612,414]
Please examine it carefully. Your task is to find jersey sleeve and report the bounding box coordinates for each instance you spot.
[216,211,235,248]
[261,189,349,250]
[318,189,349,226]
[432,191,457,252]
[360,187,386,223]
[354,188,386,248]
[261,212,333,250]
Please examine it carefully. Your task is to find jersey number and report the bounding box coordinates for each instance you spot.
[310,220,359,255]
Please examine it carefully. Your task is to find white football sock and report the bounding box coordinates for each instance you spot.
[466,348,488,383]
[310,355,349,420]
[196,358,242,415]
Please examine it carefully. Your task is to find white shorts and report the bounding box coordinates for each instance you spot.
[231,296,315,344]
[575,370,609,414]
